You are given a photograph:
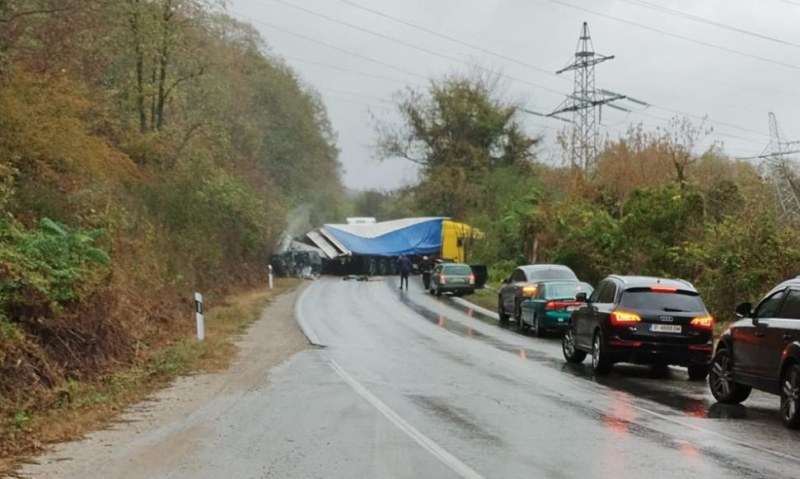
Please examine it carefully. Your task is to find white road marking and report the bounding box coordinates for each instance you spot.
[329,359,486,479]
[451,296,498,319]
[294,284,323,346]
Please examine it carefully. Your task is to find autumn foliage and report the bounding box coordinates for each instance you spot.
[0,0,345,453]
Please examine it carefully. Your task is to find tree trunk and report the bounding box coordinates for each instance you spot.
[128,0,147,133]
[155,0,173,131]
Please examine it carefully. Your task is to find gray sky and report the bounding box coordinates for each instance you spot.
[229,0,800,191]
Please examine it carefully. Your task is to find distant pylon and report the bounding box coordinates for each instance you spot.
[548,22,628,171]
[761,113,800,223]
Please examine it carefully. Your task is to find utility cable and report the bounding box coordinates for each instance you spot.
[281,55,425,87]
[331,0,567,79]
[264,0,566,97]
[229,11,428,81]
[533,0,800,70]
[619,0,800,49]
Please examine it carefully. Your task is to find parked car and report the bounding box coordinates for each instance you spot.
[498,265,578,323]
[562,275,714,379]
[429,262,475,296]
[520,281,594,337]
[708,277,800,428]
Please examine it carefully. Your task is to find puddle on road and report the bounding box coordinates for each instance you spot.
[410,395,503,446]
[391,283,770,423]
[395,288,554,366]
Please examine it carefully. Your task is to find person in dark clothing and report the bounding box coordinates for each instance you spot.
[397,254,412,290]
[419,255,433,290]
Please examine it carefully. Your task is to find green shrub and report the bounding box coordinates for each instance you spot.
[0,217,109,319]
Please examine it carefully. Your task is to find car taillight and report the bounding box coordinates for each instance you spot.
[650,286,677,293]
[690,315,714,329]
[522,285,537,297]
[610,310,641,324]
[469,273,475,284]
[545,301,555,310]
[440,274,446,282]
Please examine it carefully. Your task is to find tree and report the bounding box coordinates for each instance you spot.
[376,71,539,218]
[658,116,713,188]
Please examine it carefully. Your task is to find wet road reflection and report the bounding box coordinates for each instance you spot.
[396,283,785,426]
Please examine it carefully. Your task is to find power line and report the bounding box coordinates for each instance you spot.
[331,0,566,80]
[533,0,800,70]
[280,54,425,87]
[631,109,767,145]
[647,104,768,138]
[264,0,566,97]
[322,94,394,112]
[618,0,800,49]
[236,6,772,153]
[315,85,395,105]
[229,11,428,81]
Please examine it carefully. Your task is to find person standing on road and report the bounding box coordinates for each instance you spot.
[397,253,412,290]
[419,255,433,290]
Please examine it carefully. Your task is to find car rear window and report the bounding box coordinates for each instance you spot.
[444,264,472,275]
[533,270,577,281]
[620,290,705,312]
[547,282,592,299]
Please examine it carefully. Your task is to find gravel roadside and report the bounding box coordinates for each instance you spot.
[17,285,310,479]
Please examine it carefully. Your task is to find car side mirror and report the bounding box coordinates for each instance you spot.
[734,301,752,319]
[576,292,588,303]
[504,277,511,284]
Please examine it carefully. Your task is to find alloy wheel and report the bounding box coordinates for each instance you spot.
[563,330,575,356]
[781,364,800,427]
[710,352,733,399]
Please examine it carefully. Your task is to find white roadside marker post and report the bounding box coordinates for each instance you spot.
[268,264,274,290]
[195,292,205,341]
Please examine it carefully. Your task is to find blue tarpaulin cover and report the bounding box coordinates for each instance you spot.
[322,217,445,257]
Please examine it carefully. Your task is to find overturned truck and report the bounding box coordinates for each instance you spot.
[298,217,485,285]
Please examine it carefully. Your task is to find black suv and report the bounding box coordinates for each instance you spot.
[708,277,800,428]
[562,275,714,379]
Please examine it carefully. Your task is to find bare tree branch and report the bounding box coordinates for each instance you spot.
[0,6,72,24]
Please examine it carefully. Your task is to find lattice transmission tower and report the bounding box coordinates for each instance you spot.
[548,22,632,170]
[757,113,800,223]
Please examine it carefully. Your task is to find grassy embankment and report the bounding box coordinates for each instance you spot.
[0,279,299,473]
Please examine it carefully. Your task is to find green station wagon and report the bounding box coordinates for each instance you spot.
[520,281,594,336]
[429,263,475,296]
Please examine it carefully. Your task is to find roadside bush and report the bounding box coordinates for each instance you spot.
[0,217,109,322]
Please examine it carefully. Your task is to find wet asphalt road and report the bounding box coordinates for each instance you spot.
[290,276,800,479]
[43,276,800,478]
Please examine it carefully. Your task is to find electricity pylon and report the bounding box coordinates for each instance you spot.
[760,113,800,223]
[739,113,800,223]
[548,22,632,170]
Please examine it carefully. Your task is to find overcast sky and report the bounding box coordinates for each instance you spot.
[228,0,800,191]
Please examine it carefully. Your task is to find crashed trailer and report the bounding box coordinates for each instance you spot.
[304,217,480,276]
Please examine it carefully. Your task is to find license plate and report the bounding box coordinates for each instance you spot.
[450,278,465,284]
[651,324,681,333]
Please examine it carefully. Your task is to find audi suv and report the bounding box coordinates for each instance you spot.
[562,275,714,379]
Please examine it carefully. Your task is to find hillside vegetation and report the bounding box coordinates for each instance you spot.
[365,71,800,324]
[0,0,345,453]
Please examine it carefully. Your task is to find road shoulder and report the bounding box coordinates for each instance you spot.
[19,284,309,479]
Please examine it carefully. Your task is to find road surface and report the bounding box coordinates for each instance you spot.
[23,277,800,478]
